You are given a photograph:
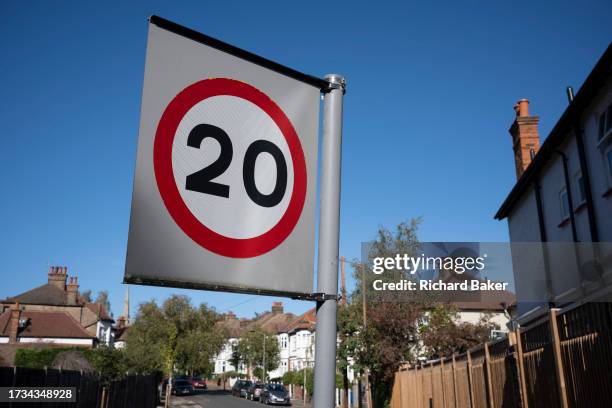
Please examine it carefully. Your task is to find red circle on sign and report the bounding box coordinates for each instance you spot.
[153,78,307,258]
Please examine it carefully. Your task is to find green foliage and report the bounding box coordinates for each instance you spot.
[14,348,73,368]
[83,346,128,386]
[347,219,440,407]
[419,304,499,358]
[14,346,128,386]
[124,295,227,376]
[282,369,314,395]
[231,327,280,381]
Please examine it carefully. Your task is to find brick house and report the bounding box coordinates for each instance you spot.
[0,266,114,365]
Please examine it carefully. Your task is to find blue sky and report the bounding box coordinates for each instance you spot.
[1,0,610,319]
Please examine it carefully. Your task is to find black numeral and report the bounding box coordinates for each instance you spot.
[185,124,233,198]
[185,124,288,207]
[243,140,287,208]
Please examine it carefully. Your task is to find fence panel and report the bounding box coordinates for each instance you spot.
[521,319,561,408]
[453,354,471,408]
[557,302,612,408]
[391,302,612,408]
[488,339,520,408]
[442,358,455,408]
[469,348,487,408]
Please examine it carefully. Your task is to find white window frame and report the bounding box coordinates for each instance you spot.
[559,187,570,220]
[598,101,612,145]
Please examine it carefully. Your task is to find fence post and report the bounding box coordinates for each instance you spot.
[466,350,475,408]
[452,354,458,408]
[440,358,447,408]
[514,328,529,408]
[100,387,106,408]
[413,364,423,408]
[484,343,495,408]
[549,309,569,408]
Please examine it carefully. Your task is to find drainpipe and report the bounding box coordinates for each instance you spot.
[567,86,599,243]
[556,151,578,243]
[533,174,554,307]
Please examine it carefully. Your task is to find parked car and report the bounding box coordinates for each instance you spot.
[172,379,194,396]
[232,379,253,398]
[190,376,207,389]
[246,383,264,401]
[260,383,291,405]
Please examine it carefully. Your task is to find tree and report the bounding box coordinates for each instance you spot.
[350,219,434,407]
[337,300,361,408]
[95,290,112,317]
[419,304,499,358]
[85,346,128,386]
[80,289,93,303]
[124,295,226,376]
[231,327,280,381]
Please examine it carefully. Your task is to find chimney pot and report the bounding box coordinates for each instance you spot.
[518,99,529,117]
[9,303,21,343]
[48,265,68,290]
[509,99,540,179]
[67,276,80,305]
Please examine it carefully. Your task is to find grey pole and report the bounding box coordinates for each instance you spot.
[313,73,346,408]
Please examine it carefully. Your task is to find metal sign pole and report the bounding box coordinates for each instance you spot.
[313,74,346,408]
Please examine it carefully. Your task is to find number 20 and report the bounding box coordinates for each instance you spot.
[185,124,288,208]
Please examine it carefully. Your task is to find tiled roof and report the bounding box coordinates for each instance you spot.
[0,310,95,339]
[85,302,113,321]
[3,284,76,306]
[114,326,129,342]
[217,309,298,338]
[282,308,316,334]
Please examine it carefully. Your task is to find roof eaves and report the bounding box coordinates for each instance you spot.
[495,42,612,220]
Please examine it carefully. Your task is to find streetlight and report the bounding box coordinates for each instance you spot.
[262,333,267,383]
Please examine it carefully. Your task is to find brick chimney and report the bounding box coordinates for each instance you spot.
[66,276,79,305]
[9,303,21,343]
[47,266,67,290]
[271,302,284,314]
[509,99,540,179]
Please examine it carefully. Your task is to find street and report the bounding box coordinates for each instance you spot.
[169,390,310,408]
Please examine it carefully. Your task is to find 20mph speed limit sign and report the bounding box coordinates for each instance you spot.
[124,17,325,296]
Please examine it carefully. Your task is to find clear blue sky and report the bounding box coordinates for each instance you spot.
[1,0,610,319]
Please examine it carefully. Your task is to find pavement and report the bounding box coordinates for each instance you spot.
[167,389,311,408]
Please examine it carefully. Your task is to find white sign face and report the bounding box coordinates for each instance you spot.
[124,18,320,296]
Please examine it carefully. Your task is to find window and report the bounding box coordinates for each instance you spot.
[599,102,612,141]
[576,173,586,205]
[560,188,569,219]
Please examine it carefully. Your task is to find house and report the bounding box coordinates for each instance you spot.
[0,266,114,347]
[213,302,296,377]
[495,43,612,323]
[0,302,97,365]
[271,307,316,379]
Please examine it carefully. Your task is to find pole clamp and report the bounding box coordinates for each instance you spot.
[311,292,339,301]
[324,74,346,94]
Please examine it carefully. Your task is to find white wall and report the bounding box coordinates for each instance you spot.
[505,76,612,323]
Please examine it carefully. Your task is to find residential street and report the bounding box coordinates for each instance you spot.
[169,390,310,408]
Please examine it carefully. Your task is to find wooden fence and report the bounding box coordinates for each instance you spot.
[0,366,157,408]
[391,302,612,408]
